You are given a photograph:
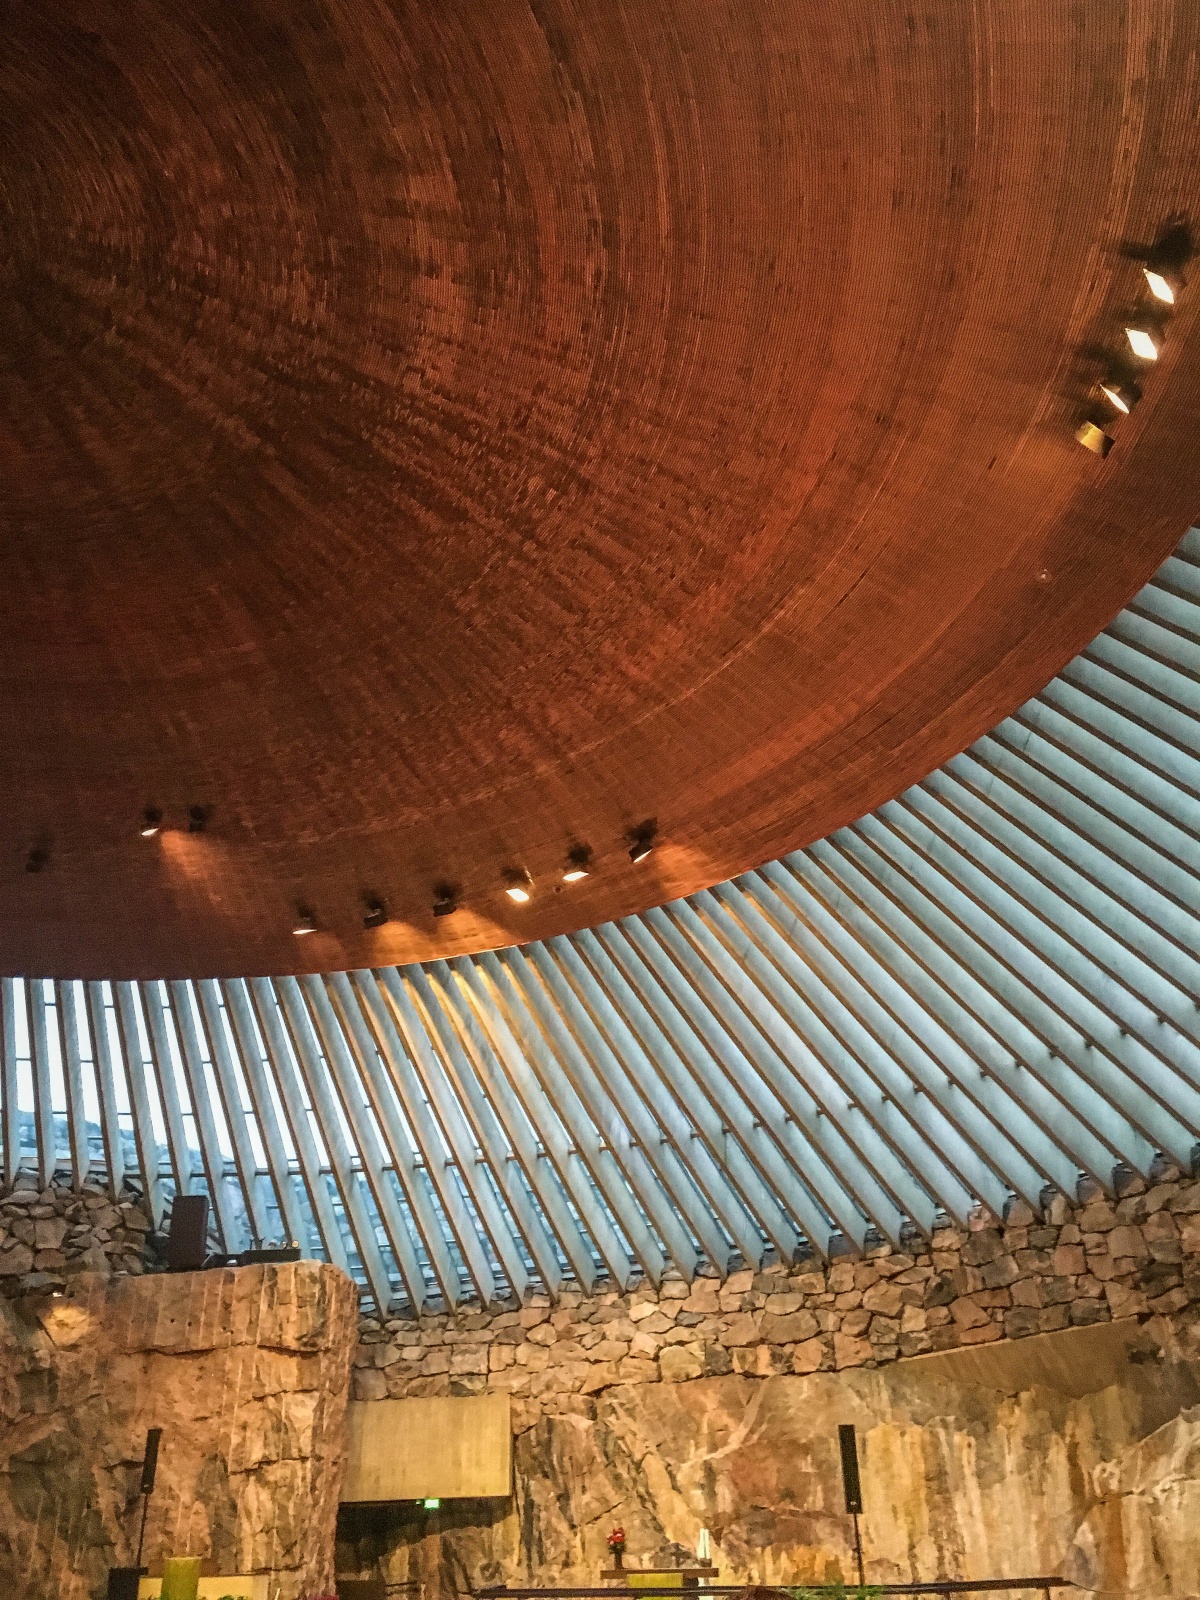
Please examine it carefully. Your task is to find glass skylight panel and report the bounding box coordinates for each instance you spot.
[0,532,1195,1306]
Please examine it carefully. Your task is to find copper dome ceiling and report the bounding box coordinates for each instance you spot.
[2,0,1200,979]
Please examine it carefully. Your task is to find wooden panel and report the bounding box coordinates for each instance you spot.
[905,1317,1154,1400]
[342,1395,512,1503]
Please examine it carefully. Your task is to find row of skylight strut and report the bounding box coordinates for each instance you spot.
[1,529,1197,1312]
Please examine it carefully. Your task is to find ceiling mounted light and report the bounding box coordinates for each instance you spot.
[292,906,317,936]
[1075,420,1114,457]
[503,868,532,903]
[362,894,388,929]
[627,820,657,863]
[141,806,163,837]
[1143,267,1177,304]
[432,881,460,917]
[1099,380,1140,415]
[187,804,210,834]
[562,845,592,882]
[1125,326,1160,361]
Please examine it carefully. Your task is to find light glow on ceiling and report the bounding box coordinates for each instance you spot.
[1,530,1196,1312]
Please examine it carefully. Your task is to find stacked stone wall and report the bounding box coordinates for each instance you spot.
[6,1164,1200,1421]
[0,1174,156,1294]
[352,1166,1200,1421]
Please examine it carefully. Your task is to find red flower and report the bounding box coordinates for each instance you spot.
[608,1527,626,1549]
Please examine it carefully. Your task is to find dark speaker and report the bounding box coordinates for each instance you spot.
[107,1569,143,1600]
[838,1423,863,1514]
[140,1427,163,1494]
[165,1193,209,1271]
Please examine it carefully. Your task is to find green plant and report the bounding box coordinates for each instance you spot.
[788,1585,883,1600]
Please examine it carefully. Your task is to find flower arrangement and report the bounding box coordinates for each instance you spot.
[607,1526,627,1568]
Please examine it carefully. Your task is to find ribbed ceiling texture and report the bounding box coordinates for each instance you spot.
[3,532,1197,1312]
[3,1,1200,977]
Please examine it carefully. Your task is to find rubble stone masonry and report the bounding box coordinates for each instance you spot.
[350,1164,1200,1424]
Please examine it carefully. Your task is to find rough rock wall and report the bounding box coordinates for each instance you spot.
[337,1320,1200,1600]
[0,1260,358,1600]
[7,1168,1200,1599]
[340,1167,1200,1600]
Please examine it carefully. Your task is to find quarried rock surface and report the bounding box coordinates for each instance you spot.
[337,1319,1200,1600]
[0,1260,357,1600]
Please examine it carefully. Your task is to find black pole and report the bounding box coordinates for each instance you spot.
[134,1494,151,1574]
[852,1512,865,1589]
[134,1428,162,1574]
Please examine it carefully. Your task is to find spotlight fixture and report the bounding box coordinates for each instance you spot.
[1125,325,1160,361]
[627,820,657,864]
[503,868,532,903]
[362,894,388,929]
[187,804,210,834]
[562,844,592,883]
[432,883,460,917]
[1099,380,1140,415]
[1075,420,1114,457]
[1143,267,1177,304]
[140,806,163,837]
[292,906,317,936]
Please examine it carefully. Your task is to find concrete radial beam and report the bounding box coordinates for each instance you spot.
[3,530,1196,1306]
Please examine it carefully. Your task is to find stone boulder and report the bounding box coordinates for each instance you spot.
[0,1261,357,1600]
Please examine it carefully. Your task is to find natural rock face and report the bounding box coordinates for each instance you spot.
[1068,1404,1200,1598]
[7,1170,1200,1599]
[338,1168,1200,1600]
[0,1261,358,1600]
[1063,1313,1200,1598]
[338,1321,1200,1600]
